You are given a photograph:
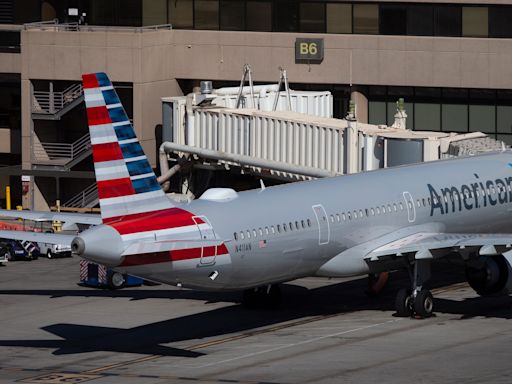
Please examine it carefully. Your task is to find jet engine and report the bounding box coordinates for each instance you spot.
[465,254,512,296]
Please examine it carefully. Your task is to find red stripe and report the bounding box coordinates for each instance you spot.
[120,252,170,267]
[97,177,135,199]
[82,73,99,89]
[87,106,111,126]
[106,207,204,234]
[92,142,124,163]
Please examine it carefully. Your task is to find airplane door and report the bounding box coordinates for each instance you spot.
[192,216,217,265]
[312,204,330,245]
[402,191,416,223]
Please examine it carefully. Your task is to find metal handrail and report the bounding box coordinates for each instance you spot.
[32,83,83,114]
[24,20,172,33]
[63,182,98,208]
[33,132,91,161]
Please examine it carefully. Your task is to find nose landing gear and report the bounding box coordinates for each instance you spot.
[395,258,434,318]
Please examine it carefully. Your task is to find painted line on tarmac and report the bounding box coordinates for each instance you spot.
[194,318,402,369]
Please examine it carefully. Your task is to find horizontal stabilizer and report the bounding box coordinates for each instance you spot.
[0,209,101,225]
[0,230,75,246]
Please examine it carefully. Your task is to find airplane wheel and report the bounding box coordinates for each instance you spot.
[395,288,413,317]
[413,289,434,318]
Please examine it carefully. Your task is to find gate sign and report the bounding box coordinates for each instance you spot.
[295,38,324,64]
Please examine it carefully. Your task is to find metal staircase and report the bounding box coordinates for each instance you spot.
[32,133,92,170]
[32,83,84,120]
[62,183,98,209]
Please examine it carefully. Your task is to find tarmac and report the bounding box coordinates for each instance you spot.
[0,255,511,384]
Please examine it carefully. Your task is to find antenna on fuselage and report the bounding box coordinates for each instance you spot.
[260,179,266,191]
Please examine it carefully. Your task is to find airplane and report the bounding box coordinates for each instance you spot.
[2,72,512,318]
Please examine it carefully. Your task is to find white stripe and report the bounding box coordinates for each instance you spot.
[89,123,117,144]
[130,173,154,181]
[106,103,122,109]
[95,164,130,181]
[84,88,103,100]
[100,85,114,91]
[125,155,147,163]
[112,121,131,127]
[84,99,105,108]
[119,138,138,145]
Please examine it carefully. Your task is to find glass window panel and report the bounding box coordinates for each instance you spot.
[442,104,468,132]
[326,3,351,34]
[169,0,193,29]
[435,6,461,37]
[90,0,115,25]
[497,106,512,134]
[416,109,442,133]
[489,6,512,38]
[143,0,167,26]
[369,101,386,126]
[407,5,434,36]
[220,0,245,30]
[380,4,406,35]
[463,7,488,37]
[195,0,219,30]
[118,0,142,26]
[469,105,495,133]
[353,4,378,35]
[300,2,325,33]
[14,0,41,23]
[247,1,271,31]
[275,0,298,32]
[387,102,413,129]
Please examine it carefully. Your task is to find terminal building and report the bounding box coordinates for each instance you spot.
[1,0,512,210]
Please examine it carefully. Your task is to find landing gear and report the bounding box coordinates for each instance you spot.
[243,284,281,308]
[394,259,434,318]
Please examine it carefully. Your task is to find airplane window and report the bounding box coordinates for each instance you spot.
[271,226,275,234]
[342,213,346,221]
[336,214,340,222]
[283,223,287,232]
[265,226,269,235]
[295,221,300,230]
[253,229,257,237]
[330,215,334,223]
[376,207,380,214]
[381,206,386,213]
[393,203,398,211]
[370,208,375,215]
[234,232,238,240]
[408,201,413,209]
[277,224,281,233]
[301,220,305,228]
[387,204,392,212]
[427,198,431,205]
[364,208,368,217]
[259,228,263,236]
[240,231,245,240]
[422,198,426,206]
[307,219,311,227]
[289,222,293,230]
[353,211,358,219]
[359,209,363,217]
[247,230,251,239]
[416,200,421,207]
[399,202,404,210]
[347,212,351,220]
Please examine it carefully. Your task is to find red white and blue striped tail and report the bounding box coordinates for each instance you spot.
[82,72,174,222]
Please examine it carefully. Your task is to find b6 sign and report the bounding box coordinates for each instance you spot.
[295,38,324,64]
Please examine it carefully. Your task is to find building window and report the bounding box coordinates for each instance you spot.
[462,7,488,37]
[380,4,406,35]
[169,0,193,29]
[275,0,298,32]
[434,5,461,37]
[326,3,351,34]
[407,5,434,36]
[195,0,219,30]
[353,4,378,35]
[300,2,325,33]
[220,0,245,31]
[489,6,512,38]
[143,0,167,26]
[247,1,271,31]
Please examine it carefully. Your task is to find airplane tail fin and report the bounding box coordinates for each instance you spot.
[82,73,174,222]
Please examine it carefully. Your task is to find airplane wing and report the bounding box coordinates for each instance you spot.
[0,209,101,225]
[0,230,75,246]
[365,232,512,261]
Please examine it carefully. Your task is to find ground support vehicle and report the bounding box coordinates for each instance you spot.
[79,260,143,289]
[0,239,39,261]
[38,241,72,259]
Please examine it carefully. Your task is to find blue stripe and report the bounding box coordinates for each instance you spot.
[102,89,119,106]
[120,142,145,159]
[96,73,112,87]
[126,159,153,176]
[132,177,161,194]
[108,107,129,123]
[114,123,136,141]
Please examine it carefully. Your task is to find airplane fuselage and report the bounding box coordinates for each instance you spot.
[114,151,512,291]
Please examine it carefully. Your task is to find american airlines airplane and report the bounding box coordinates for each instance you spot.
[3,72,512,318]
